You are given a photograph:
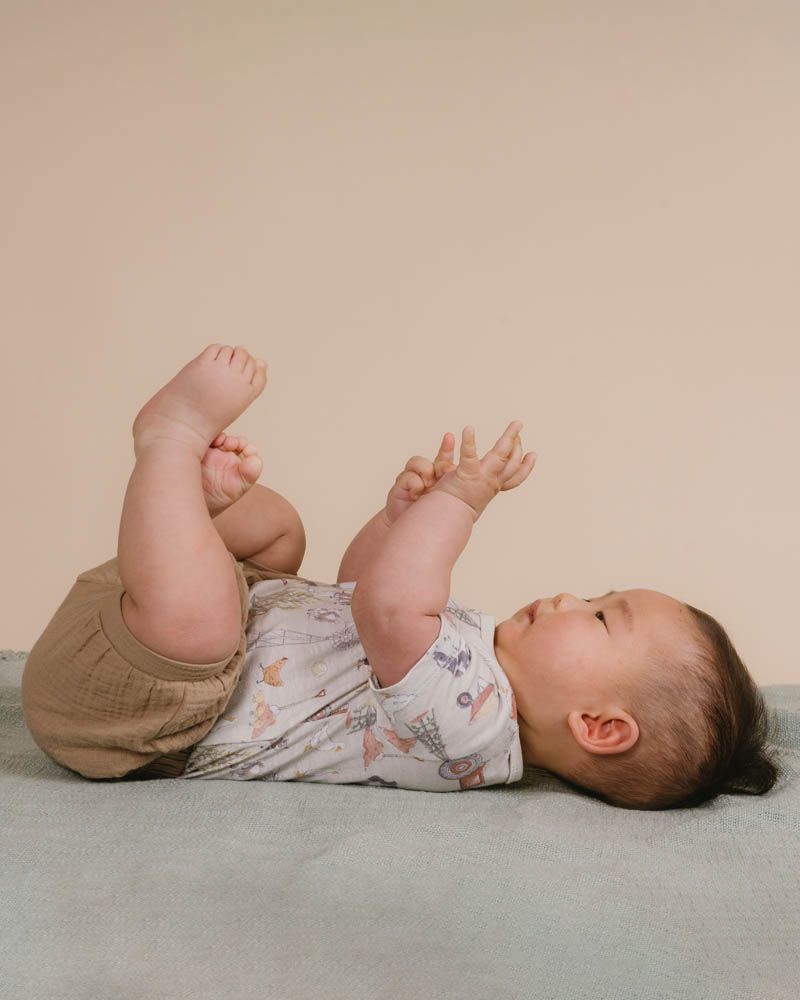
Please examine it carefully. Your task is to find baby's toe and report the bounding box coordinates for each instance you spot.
[243,354,256,382]
[231,346,251,371]
[239,453,263,483]
[251,359,268,390]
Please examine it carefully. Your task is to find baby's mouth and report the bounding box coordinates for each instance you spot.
[527,600,541,623]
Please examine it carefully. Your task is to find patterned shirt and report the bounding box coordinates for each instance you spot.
[183,577,524,791]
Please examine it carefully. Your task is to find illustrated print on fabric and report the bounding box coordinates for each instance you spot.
[236,763,282,780]
[374,690,414,713]
[308,698,354,724]
[346,703,384,768]
[248,676,348,741]
[489,675,518,722]
[183,737,286,779]
[325,702,419,772]
[305,586,354,624]
[251,689,280,739]
[304,721,345,756]
[359,775,400,789]
[246,650,369,742]
[310,659,327,679]
[455,674,500,725]
[308,654,370,680]
[224,755,272,780]
[443,600,482,632]
[430,628,472,679]
[381,727,417,755]
[255,656,288,686]
[249,580,354,619]
[328,694,488,788]
[246,621,361,656]
[308,605,342,625]
[404,706,489,789]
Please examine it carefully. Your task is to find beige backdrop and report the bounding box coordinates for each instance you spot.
[2,2,798,683]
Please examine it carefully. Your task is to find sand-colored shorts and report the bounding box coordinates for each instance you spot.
[20,552,309,781]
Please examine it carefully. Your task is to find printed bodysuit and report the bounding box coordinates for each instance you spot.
[183,577,524,791]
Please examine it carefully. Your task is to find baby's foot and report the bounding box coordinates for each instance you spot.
[202,433,263,517]
[132,345,268,460]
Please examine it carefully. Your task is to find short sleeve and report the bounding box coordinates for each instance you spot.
[366,610,522,782]
[366,613,446,694]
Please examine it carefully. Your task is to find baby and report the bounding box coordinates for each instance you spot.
[21,345,780,809]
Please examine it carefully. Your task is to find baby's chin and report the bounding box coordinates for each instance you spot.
[491,615,529,666]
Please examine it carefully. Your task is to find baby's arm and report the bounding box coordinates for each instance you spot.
[336,509,393,585]
[350,491,474,687]
[337,433,457,585]
[350,422,533,688]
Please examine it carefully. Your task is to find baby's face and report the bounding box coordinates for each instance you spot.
[493,588,693,769]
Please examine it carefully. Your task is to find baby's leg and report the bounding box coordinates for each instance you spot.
[118,344,268,665]
[118,439,245,663]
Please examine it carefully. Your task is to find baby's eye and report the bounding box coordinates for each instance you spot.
[583,599,607,630]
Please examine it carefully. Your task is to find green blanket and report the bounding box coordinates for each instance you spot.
[2,651,798,1000]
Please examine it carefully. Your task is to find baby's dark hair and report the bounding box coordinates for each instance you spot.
[560,602,783,810]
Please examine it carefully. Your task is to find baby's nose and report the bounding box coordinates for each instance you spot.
[554,592,580,610]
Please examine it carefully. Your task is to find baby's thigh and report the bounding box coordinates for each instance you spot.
[119,590,241,665]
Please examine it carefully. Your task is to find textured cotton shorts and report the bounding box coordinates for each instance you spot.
[20,553,309,781]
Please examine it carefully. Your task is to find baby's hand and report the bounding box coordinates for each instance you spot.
[431,421,537,521]
[383,432,458,526]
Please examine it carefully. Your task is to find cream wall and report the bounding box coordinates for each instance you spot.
[2,2,798,683]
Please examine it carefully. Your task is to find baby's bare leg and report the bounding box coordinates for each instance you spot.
[118,440,243,664]
[117,344,268,665]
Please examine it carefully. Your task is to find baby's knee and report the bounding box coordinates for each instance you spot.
[120,591,242,666]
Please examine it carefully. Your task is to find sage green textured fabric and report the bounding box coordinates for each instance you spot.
[2,650,798,1000]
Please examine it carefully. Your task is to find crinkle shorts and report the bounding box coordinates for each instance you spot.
[20,552,308,780]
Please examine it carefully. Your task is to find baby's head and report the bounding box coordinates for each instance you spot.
[493,589,781,810]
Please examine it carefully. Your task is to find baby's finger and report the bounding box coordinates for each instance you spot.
[458,426,481,474]
[501,452,538,490]
[433,432,456,478]
[397,470,426,496]
[403,455,436,488]
[497,433,523,483]
[483,420,524,474]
